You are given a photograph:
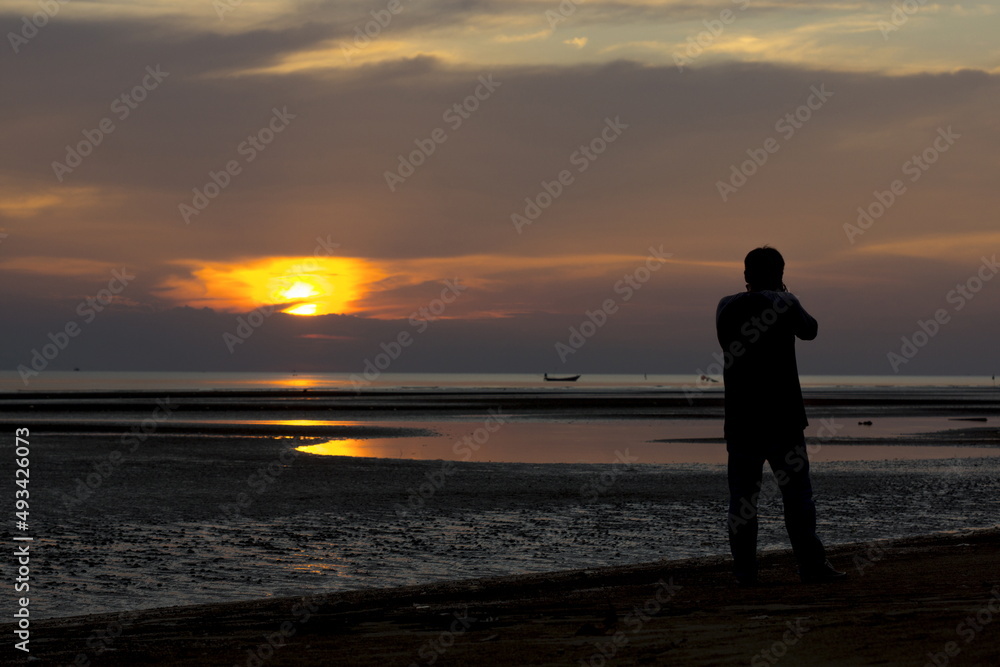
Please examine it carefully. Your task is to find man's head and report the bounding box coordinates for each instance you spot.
[744,246,785,291]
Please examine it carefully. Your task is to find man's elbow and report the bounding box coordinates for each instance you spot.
[798,320,818,340]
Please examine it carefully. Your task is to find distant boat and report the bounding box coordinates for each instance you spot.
[699,374,719,383]
[544,373,581,382]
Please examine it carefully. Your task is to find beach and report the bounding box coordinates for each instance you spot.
[2,376,998,664]
[16,528,1000,666]
[9,0,999,661]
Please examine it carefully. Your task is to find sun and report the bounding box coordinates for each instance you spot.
[284,303,319,315]
[259,260,362,316]
[160,256,380,316]
[271,277,324,315]
[281,281,319,300]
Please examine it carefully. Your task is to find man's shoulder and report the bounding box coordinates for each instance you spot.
[717,293,743,309]
[762,289,799,303]
[718,291,773,313]
[717,291,800,327]
[716,293,742,321]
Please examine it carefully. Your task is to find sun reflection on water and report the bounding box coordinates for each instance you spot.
[295,439,368,457]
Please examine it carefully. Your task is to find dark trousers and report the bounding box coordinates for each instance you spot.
[726,431,826,578]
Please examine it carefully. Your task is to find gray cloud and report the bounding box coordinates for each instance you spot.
[2,15,998,375]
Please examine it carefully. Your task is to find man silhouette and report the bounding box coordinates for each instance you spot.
[716,246,844,585]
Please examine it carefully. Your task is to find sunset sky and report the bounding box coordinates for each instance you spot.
[2,0,998,376]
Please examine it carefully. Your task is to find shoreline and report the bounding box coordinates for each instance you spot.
[21,428,1000,621]
[3,384,998,414]
[15,527,1000,666]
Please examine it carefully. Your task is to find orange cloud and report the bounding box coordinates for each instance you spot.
[155,252,683,319]
[856,231,1000,262]
[157,256,383,315]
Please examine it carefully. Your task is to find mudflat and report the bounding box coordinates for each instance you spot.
[16,527,1000,666]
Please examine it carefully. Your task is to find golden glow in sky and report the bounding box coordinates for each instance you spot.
[160,256,379,316]
[155,252,684,320]
[279,281,321,315]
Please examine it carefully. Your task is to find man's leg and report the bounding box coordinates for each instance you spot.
[768,433,826,570]
[727,444,765,584]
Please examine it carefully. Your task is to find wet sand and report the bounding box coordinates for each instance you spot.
[16,428,999,621]
[15,528,1000,666]
[5,386,998,664]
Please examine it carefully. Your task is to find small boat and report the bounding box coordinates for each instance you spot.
[544,373,581,382]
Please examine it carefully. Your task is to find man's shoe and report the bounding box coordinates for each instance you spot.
[799,560,847,584]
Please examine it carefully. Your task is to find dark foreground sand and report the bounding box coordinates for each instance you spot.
[14,528,1000,666]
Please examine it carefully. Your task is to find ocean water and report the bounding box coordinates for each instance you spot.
[1,370,997,392]
[6,371,998,619]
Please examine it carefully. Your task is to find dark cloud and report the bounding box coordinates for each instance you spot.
[2,15,998,375]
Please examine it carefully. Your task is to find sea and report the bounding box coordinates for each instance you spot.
[5,371,998,620]
[1,370,997,392]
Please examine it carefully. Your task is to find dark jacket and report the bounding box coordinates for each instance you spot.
[715,290,817,440]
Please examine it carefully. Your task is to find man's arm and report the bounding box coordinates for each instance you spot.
[716,295,737,347]
[784,293,818,340]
